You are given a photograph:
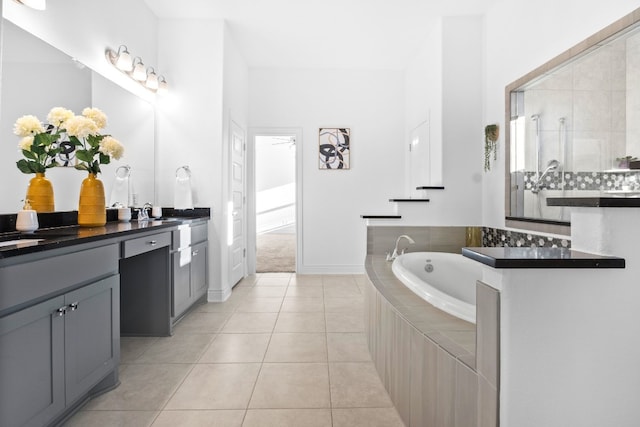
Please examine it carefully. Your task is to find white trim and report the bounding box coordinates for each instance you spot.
[248,127,303,274]
[297,264,365,275]
[208,287,232,303]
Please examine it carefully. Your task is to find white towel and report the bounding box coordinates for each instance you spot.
[178,224,191,249]
[179,248,191,267]
[174,176,194,209]
[109,176,130,207]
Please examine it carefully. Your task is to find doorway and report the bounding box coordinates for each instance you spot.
[249,129,302,273]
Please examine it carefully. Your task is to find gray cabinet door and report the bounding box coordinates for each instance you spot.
[191,241,208,300]
[65,275,120,403]
[172,251,192,319]
[0,296,65,427]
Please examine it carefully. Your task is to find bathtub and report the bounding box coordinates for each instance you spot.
[391,252,481,324]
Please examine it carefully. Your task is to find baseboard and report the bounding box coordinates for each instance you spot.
[296,264,365,275]
[207,286,232,302]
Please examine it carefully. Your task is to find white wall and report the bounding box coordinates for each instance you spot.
[482,0,640,228]
[156,19,226,298]
[403,15,484,226]
[249,68,405,273]
[157,19,249,300]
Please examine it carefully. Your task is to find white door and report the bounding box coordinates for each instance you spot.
[230,120,246,286]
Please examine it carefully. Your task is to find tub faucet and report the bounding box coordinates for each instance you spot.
[386,235,415,261]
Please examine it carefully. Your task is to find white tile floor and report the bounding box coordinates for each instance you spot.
[64,273,405,427]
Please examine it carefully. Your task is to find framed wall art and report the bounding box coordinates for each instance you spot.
[318,127,350,169]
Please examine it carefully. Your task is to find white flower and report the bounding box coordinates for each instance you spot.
[82,107,107,129]
[99,136,124,160]
[18,136,34,151]
[13,115,44,137]
[47,107,74,128]
[65,115,98,139]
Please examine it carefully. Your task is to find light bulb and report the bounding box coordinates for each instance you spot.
[157,77,169,95]
[132,61,147,81]
[145,70,159,91]
[115,50,132,72]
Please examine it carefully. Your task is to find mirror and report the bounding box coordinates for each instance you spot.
[0,20,155,214]
[505,9,640,235]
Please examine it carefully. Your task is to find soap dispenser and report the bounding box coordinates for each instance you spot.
[16,199,39,232]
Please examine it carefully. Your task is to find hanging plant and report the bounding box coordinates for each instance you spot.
[484,124,499,172]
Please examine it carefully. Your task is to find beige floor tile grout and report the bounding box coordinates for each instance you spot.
[68,273,398,426]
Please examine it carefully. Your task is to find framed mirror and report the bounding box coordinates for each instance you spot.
[505,8,640,235]
[0,19,155,214]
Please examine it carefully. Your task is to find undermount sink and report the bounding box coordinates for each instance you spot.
[0,239,43,248]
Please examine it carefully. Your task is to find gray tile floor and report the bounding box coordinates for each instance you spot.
[64,273,405,427]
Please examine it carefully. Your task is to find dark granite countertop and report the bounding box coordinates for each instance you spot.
[0,208,210,259]
[462,247,625,269]
[547,197,640,207]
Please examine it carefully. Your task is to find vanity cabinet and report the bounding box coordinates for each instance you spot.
[172,222,208,322]
[119,230,172,336]
[0,245,120,427]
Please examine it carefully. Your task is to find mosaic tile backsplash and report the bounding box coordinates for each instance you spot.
[523,170,640,192]
[482,227,570,249]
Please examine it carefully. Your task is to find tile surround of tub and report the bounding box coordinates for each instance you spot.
[366,225,570,256]
[366,225,504,426]
[482,226,570,249]
[365,270,484,426]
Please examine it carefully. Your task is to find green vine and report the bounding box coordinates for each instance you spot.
[484,124,499,172]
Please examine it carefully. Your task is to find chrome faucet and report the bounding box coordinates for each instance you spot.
[137,202,153,221]
[386,234,415,261]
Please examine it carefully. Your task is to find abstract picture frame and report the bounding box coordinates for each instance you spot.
[318,127,350,169]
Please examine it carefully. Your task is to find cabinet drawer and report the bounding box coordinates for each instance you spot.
[0,244,119,314]
[122,232,171,258]
[191,223,208,244]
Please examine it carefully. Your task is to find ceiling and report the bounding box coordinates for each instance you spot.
[143,0,496,70]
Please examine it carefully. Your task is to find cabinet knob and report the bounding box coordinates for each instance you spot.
[192,249,199,256]
[55,307,67,317]
[148,240,157,246]
[68,302,79,311]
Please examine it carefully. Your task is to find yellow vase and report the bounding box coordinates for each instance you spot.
[26,172,55,212]
[78,173,106,227]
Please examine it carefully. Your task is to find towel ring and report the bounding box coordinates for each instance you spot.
[176,165,191,178]
[115,165,131,178]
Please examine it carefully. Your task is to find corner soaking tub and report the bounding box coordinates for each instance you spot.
[391,252,481,323]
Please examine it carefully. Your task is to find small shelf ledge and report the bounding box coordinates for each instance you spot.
[416,186,445,190]
[360,215,402,219]
[388,199,430,202]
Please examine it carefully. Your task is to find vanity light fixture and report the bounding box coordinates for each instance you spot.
[157,76,169,95]
[105,45,169,95]
[114,45,133,72]
[145,67,159,91]
[14,0,46,10]
[131,57,147,81]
